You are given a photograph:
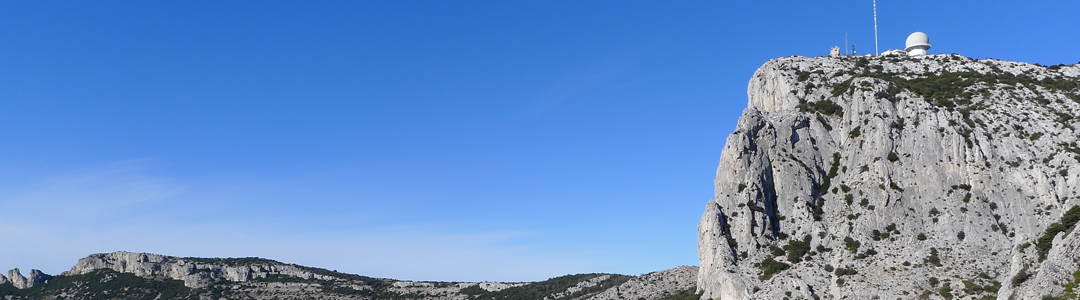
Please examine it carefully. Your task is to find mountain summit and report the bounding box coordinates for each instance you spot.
[698,54,1080,299]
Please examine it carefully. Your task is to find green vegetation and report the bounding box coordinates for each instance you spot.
[834,267,858,276]
[957,231,965,241]
[656,288,702,300]
[855,248,878,259]
[1012,266,1031,287]
[758,258,791,280]
[939,285,954,300]
[844,237,860,253]
[848,127,861,138]
[917,233,927,241]
[182,256,280,266]
[887,152,900,162]
[798,98,844,117]
[820,152,841,195]
[0,269,195,300]
[1036,205,1080,261]
[467,274,632,300]
[1057,270,1080,300]
[770,245,786,257]
[783,235,813,263]
[926,248,942,267]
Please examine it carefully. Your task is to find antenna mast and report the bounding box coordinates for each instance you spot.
[845,33,849,56]
[873,0,879,55]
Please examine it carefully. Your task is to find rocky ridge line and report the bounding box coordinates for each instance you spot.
[2,251,699,300]
[698,53,1080,299]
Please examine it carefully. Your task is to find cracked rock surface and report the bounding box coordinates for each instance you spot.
[698,54,1080,300]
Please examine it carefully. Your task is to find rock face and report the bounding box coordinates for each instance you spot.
[698,54,1080,299]
[4,268,49,289]
[65,251,339,288]
[2,251,697,300]
[585,266,697,300]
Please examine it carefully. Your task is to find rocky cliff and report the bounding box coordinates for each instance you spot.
[0,251,698,300]
[0,269,50,290]
[698,54,1080,299]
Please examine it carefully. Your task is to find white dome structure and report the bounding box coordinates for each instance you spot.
[905,32,931,56]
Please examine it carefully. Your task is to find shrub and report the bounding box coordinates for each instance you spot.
[834,267,858,276]
[926,248,942,267]
[656,288,702,300]
[844,237,860,253]
[770,245,786,257]
[1012,266,1031,287]
[939,285,953,299]
[887,152,900,162]
[963,280,983,294]
[957,231,965,241]
[1036,205,1080,261]
[784,235,813,263]
[759,258,790,280]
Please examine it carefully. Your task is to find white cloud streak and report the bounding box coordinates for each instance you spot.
[0,160,594,282]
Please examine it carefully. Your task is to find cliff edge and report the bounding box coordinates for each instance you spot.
[698,54,1080,300]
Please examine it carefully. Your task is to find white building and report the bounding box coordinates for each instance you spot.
[905,32,931,56]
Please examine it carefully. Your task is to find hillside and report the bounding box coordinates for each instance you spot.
[0,252,697,300]
[697,54,1080,299]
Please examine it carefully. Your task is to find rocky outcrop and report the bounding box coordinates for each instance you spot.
[699,54,1080,299]
[584,266,698,300]
[2,251,696,300]
[64,251,339,288]
[4,268,49,289]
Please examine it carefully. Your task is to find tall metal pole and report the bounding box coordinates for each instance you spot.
[873,0,879,55]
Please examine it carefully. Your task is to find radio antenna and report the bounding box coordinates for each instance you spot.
[873,0,879,55]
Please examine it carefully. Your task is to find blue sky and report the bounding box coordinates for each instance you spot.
[1,1,1077,282]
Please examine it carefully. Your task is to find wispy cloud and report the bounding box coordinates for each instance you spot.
[0,161,596,282]
[527,47,659,117]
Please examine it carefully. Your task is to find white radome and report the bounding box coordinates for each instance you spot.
[905,32,931,56]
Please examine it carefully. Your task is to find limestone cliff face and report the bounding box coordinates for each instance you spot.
[3,268,50,289]
[698,54,1080,300]
[64,251,338,288]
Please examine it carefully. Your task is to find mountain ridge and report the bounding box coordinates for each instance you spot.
[0,251,698,300]
[698,53,1080,299]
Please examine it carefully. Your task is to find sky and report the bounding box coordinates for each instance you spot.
[1,1,1078,282]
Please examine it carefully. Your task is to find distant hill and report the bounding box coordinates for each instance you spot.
[0,251,697,300]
